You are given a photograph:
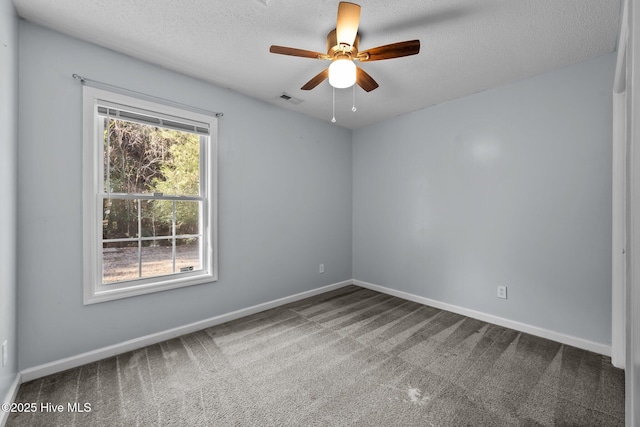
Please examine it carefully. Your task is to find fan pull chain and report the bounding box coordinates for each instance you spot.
[331,87,336,123]
[352,85,357,112]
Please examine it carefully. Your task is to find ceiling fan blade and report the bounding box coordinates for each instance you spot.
[358,40,421,62]
[301,68,330,90]
[356,66,379,92]
[336,2,361,47]
[269,45,327,60]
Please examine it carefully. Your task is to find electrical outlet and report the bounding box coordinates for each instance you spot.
[497,286,507,299]
[1,340,7,367]
[319,264,325,274]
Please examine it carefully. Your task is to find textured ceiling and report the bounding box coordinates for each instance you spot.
[13,0,621,129]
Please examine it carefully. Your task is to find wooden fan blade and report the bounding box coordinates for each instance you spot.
[301,68,330,90]
[336,2,361,47]
[356,66,379,92]
[269,45,326,59]
[358,40,421,62]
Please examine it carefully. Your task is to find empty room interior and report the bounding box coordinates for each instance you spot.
[1,0,640,426]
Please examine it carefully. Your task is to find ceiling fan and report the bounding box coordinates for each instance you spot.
[269,2,420,92]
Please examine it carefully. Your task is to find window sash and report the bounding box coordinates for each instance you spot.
[99,117,207,197]
[100,196,204,280]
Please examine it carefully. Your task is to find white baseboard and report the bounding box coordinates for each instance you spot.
[20,280,353,383]
[20,277,610,384]
[353,279,611,356]
[1,372,22,427]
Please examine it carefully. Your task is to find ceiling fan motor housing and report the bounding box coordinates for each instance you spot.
[327,29,359,60]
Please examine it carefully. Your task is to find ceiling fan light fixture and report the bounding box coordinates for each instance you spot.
[329,59,356,88]
[269,2,420,95]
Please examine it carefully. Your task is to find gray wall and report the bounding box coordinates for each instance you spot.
[353,53,615,345]
[17,22,353,370]
[0,0,19,403]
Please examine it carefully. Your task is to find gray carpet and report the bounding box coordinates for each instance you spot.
[7,285,625,426]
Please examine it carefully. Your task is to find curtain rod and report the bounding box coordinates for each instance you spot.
[72,74,224,118]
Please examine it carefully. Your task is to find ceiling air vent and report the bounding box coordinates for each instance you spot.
[279,93,304,105]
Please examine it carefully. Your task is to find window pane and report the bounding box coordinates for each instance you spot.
[103,198,138,240]
[104,118,200,196]
[176,201,200,235]
[103,119,161,194]
[176,238,201,272]
[103,241,139,284]
[141,199,173,238]
[152,134,200,197]
[141,239,174,279]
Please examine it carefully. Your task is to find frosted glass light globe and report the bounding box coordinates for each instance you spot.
[329,59,356,88]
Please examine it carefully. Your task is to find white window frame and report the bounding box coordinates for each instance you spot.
[82,86,218,304]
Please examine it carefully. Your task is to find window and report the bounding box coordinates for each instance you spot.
[82,86,217,304]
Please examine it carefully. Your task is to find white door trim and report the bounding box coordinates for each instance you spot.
[611,0,628,370]
[626,0,639,423]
